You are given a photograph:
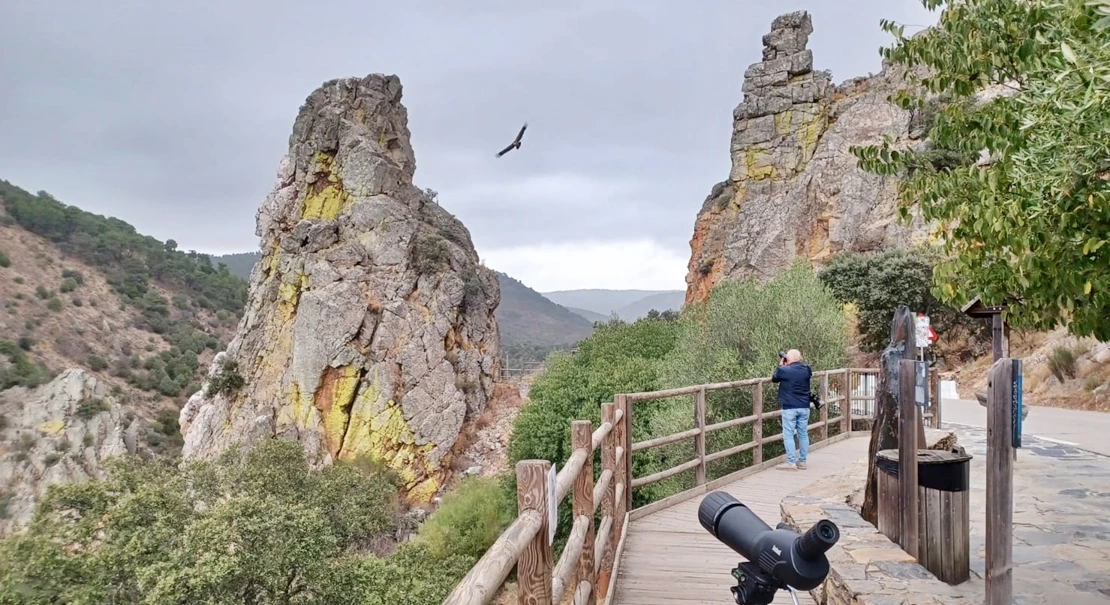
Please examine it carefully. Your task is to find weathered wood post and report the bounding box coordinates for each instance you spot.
[752,381,764,465]
[862,305,917,524]
[516,460,553,605]
[596,402,617,599]
[694,388,707,485]
[571,421,597,605]
[819,372,829,440]
[842,369,852,434]
[898,359,920,560]
[986,358,1014,605]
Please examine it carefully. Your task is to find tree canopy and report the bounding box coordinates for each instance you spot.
[852,0,1110,339]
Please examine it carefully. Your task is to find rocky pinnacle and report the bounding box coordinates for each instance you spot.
[179,74,501,503]
[685,11,928,304]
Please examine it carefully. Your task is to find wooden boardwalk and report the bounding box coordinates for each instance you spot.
[612,436,870,605]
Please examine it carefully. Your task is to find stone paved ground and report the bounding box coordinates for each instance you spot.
[949,423,1110,604]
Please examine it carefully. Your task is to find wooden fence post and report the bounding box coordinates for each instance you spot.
[571,421,596,605]
[819,373,829,440]
[516,460,553,605]
[597,402,617,599]
[986,359,1014,605]
[898,359,920,560]
[752,381,763,465]
[617,394,632,513]
[694,388,707,485]
[843,369,852,434]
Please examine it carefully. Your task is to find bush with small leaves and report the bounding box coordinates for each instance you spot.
[0,251,10,268]
[87,355,108,372]
[204,357,245,398]
[46,297,62,312]
[43,453,61,466]
[75,398,110,420]
[1047,346,1078,383]
[59,277,79,293]
[416,475,513,561]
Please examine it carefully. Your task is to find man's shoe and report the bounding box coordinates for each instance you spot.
[776,462,797,471]
[797,461,807,470]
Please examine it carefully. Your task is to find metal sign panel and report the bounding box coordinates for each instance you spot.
[914,361,928,408]
[915,314,934,348]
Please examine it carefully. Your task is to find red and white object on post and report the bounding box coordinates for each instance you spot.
[915,313,937,348]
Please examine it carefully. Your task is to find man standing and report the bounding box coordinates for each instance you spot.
[772,349,812,471]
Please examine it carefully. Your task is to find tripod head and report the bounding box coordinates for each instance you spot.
[698,491,840,605]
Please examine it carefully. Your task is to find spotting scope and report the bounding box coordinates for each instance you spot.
[698,491,840,605]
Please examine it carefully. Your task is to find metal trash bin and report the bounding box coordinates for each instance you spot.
[876,448,972,585]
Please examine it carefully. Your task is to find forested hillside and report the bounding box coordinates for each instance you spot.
[0,180,246,440]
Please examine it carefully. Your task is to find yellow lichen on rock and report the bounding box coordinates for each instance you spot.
[302,151,352,220]
[774,109,794,136]
[314,365,361,458]
[337,375,445,502]
[800,110,827,160]
[744,148,776,181]
[37,419,65,434]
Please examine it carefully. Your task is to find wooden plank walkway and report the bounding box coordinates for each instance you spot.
[612,436,869,605]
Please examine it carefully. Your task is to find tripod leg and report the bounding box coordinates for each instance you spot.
[787,586,801,605]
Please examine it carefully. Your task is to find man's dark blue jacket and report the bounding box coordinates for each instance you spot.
[772,361,813,410]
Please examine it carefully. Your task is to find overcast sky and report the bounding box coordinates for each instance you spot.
[0,0,937,292]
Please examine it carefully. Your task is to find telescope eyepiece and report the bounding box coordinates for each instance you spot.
[796,519,839,561]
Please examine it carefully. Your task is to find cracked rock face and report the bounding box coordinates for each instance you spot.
[179,74,501,503]
[685,11,929,304]
[0,369,142,536]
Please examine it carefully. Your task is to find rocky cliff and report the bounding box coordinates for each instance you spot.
[685,11,930,303]
[179,74,501,503]
[0,369,142,535]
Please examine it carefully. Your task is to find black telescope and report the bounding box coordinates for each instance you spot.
[698,491,840,605]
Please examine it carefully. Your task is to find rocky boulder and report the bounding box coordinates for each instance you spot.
[179,74,501,503]
[685,11,930,303]
[0,369,142,535]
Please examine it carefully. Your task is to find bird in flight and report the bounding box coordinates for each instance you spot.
[496,123,528,157]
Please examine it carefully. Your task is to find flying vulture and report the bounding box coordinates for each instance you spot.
[496,123,528,157]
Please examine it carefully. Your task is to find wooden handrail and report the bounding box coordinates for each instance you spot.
[441,366,934,605]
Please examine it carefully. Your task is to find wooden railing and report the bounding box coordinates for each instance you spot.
[442,367,943,605]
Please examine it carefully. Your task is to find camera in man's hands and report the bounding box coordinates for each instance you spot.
[698,491,839,605]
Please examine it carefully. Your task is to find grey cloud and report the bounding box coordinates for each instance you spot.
[0,0,936,257]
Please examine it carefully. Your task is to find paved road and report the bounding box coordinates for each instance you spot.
[941,398,1110,456]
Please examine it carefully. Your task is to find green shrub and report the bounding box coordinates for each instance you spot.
[0,339,50,389]
[17,336,33,351]
[204,357,245,398]
[1047,346,1078,382]
[417,476,513,560]
[34,285,50,299]
[13,276,23,284]
[644,261,850,500]
[818,250,986,354]
[0,439,408,604]
[46,297,62,312]
[411,234,450,274]
[61,269,84,284]
[59,277,79,293]
[87,354,108,372]
[72,297,83,307]
[43,453,61,466]
[0,251,10,268]
[75,398,110,420]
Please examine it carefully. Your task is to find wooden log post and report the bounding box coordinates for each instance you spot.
[986,359,1014,605]
[752,381,763,465]
[694,388,707,486]
[898,359,920,560]
[516,460,553,605]
[596,402,617,599]
[618,394,632,513]
[862,306,917,525]
[819,373,829,440]
[571,421,597,605]
[842,369,852,434]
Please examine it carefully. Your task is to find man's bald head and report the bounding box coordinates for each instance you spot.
[786,349,802,363]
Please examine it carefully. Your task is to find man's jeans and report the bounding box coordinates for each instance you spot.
[781,407,810,465]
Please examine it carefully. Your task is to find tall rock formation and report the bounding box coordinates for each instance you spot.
[179,74,501,503]
[0,369,143,535]
[686,11,929,303]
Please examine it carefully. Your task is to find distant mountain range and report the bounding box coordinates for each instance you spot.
[542,289,685,322]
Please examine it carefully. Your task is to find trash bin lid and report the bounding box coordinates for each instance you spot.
[874,448,972,492]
